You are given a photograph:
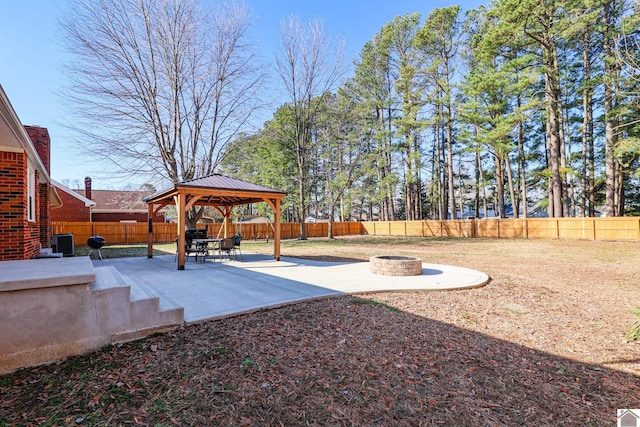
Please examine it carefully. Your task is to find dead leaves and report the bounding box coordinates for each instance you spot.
[1,244,640,427]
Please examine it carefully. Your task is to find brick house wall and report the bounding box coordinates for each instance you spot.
[92,212,165,222]
[50,190,91,222]
[0,151,40,260]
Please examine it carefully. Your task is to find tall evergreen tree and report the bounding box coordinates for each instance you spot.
[378,14,426,220]
[348,40,398,220]
[416,6,462,219]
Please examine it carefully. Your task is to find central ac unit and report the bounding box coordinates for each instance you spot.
[51,234,74,257]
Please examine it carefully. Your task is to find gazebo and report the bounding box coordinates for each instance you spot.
[143,174,286,269]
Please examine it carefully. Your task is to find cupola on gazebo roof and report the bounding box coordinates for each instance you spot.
[144,174,286,269]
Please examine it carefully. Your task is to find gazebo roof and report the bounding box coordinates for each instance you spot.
[143,174,286,207]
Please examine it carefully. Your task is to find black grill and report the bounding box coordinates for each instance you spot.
[87,235,106,249]
[186,228,207,240]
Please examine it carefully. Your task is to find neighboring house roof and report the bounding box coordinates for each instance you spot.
[77,189,156,214]
[0,85,49,182]
[51,180,96,208]
[236,215,272,224]
[50,184,63,208]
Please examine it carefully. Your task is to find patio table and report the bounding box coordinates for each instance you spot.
[192,238,223,263]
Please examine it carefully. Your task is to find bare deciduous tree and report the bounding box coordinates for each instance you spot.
[616,18,640,90]
[60,0,267,194]
[275,16,347,239]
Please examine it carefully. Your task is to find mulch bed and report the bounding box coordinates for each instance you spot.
[1,237,639,425]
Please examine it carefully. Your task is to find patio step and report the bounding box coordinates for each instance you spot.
[91,266,184,324]
[123,274,182,313]
[92,266,129,291]
[35,247,64,258]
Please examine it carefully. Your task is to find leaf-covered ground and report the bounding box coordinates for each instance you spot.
[1,237,639,426]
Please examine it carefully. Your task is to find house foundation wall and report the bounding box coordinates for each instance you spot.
[0,257,182,374]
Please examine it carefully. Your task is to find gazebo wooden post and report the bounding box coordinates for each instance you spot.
[176,192,186,270]
[147,203,154,258]
[223,206,232,238]
[274,198,281,261]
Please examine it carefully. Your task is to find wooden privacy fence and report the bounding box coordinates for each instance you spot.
[51,221,363,245]
[52,217,639,245]
[360,217,640,241]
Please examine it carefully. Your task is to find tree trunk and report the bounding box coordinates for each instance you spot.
[615,160,625,216]
[545,65,563,218]
[588,99,595,217]
[385,105,396,220]
[581,31,591,217]
[558,52,570,217]
[435,123,444,220]
[446,130,456,219]
[603,0,618,217]
[544,116,553,217]
[562,85,575,216]
[505,153,517,218]
[604,84,617,217]
[474,127,481,219]
[480,153,488,219]
[495,153,505,218]
[413,132,422,220]
[298,165,307,240]
[405,138,413,221]
[517,117,527,218]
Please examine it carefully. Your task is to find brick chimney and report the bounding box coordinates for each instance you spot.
[24,126,50,173]
[85,177,92,200]
[24,125,52,251]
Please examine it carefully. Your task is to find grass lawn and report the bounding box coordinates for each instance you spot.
[75,243,175,259]
[3,236,640,425]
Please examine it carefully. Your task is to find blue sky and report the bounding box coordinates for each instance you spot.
[0,0,485,189]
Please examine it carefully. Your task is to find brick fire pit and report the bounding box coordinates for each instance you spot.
[369,255,423,276]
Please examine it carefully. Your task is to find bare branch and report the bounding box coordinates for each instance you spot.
[274,15,348,238]
[59,0,267,186]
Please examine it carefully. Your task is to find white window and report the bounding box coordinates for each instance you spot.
[27,161,36,222]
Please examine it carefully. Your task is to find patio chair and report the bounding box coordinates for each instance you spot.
[232,233,243,260]
[218,237,235,261]
[175,237,204,262]
[202,238,221,263]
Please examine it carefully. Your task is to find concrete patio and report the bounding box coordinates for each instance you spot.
[92,253,490,323]
[0,254,488,373]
